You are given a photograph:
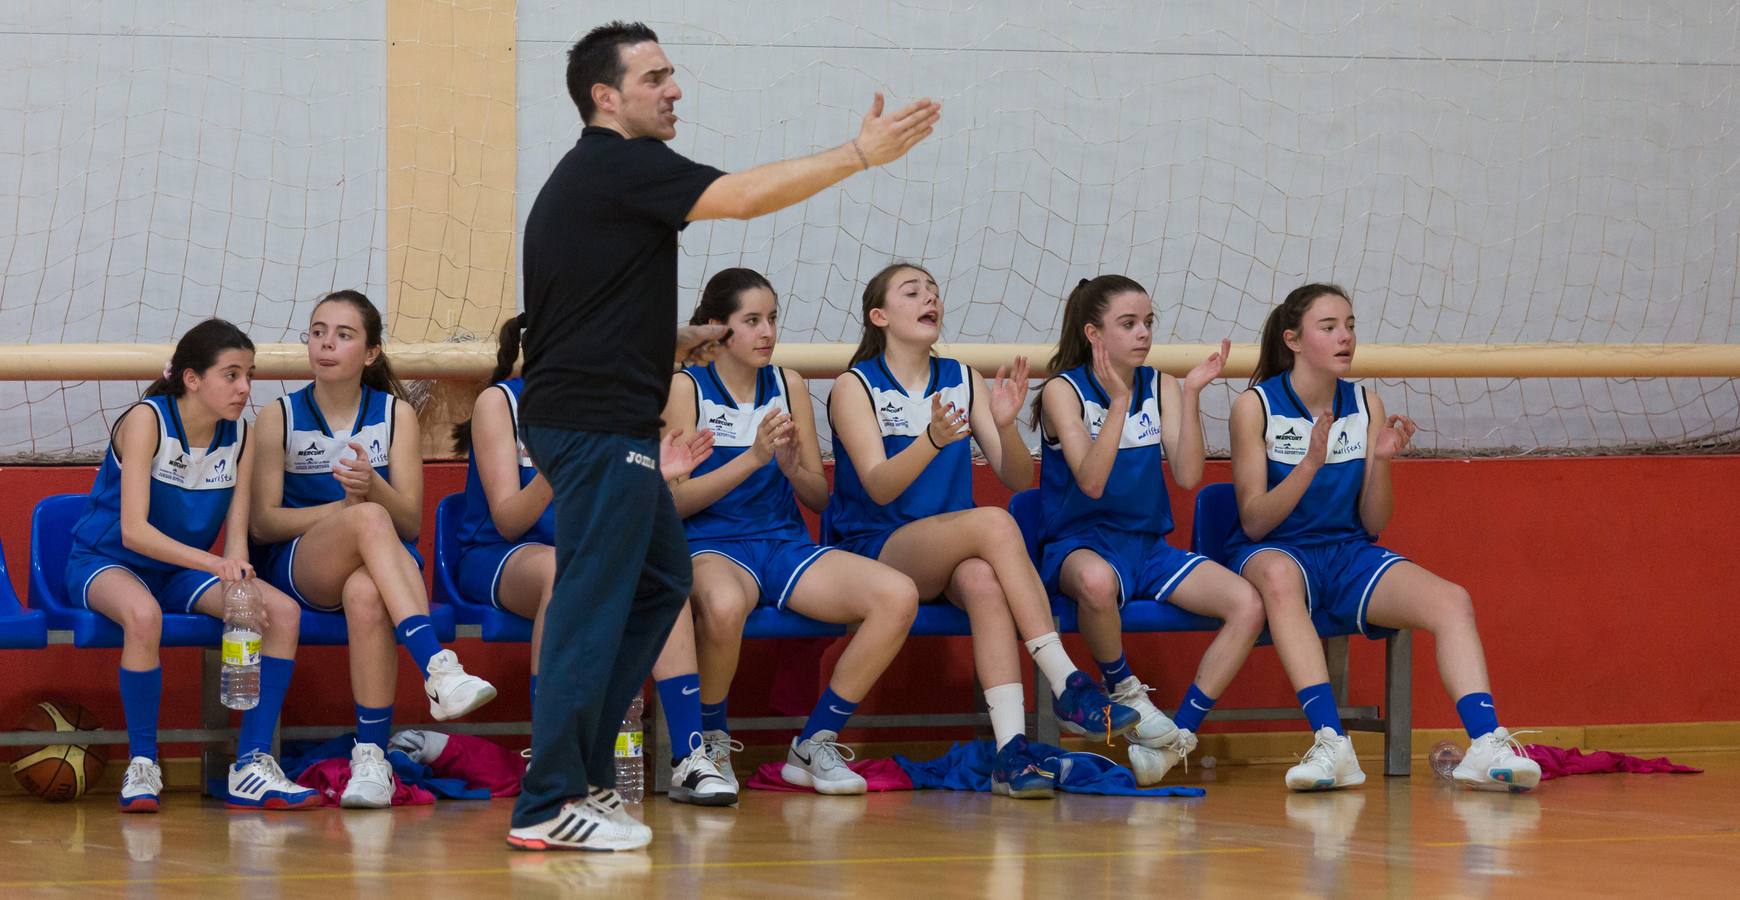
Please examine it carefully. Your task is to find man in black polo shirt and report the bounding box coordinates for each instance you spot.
[508,20,939,851]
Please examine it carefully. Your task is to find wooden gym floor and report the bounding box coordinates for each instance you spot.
[1,751,1736,898]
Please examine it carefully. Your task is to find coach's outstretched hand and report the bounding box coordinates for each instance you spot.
[853,92,941,167]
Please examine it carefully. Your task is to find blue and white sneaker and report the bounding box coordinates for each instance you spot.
[1053,672,1141,739]
[119,756,162,813]
[227,751,322,810]
[990,735,1056,800]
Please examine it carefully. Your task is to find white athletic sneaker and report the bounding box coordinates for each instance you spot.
[586,787,652,837]
[341,742,395,809]
[701,729,743,793]
[424,649,498,721]
[781,730,866,795]
[669,744,738,807]
[1453,727,1542,792]
[119,756,162,813]
[1128,727,1198,786]
[227,751,321,810]
[1110,676,1180,746]
[506,796,652,852]
[1285,726,1366,791]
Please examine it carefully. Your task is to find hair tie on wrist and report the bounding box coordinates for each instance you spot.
[850,138,870,170]
[927,428,944,450]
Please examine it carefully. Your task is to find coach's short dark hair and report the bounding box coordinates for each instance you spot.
[567,21,660,122]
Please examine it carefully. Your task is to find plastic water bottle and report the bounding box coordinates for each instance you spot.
[614,696,645,802]
[1429,739,1464,780]
[220,579,262,710]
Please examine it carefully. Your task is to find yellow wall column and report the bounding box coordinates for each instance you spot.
[385,0,518,454]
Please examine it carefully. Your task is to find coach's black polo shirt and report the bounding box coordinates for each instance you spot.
[520,126,725,438]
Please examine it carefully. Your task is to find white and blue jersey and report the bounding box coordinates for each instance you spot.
[1226,372,1406,638]
[1036,365,1203,607]
[680,363,830,609]
[258,384,421,609]
[1232,372,1372,549]
[680,363,811,544]
[455,378,556,608]
[65,395,245,611]
[824,355,975,560]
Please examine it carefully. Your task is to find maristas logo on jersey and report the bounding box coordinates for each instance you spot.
[201,456,236,487]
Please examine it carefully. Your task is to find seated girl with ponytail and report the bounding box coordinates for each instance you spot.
[66,319,319,813]
[251,290,497,809]
[450,313,715,772]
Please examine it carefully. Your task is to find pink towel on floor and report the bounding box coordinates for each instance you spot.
[294,758,436,807]
[429,733,528,797]
[745,758,914,792]
[1523,744,1703,780]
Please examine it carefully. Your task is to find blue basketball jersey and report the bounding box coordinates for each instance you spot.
[458,378,555,550]
[823,355,976,545]
[275,384,397,509]
[1039,364,1174,542]
[680,363,811,543]
[71,395,246,567]
[1232,372,1373,548]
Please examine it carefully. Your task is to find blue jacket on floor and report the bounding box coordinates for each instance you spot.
[895,739,1206,797]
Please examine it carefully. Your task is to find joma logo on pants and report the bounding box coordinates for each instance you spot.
[624,451,656,470]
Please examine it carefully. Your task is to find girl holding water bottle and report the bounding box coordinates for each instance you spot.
[66,319,321,813]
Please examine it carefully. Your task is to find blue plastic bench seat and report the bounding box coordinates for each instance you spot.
[31,493,451,648]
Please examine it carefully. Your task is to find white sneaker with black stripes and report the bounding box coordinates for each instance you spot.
[669,744,737,807]
[506,795,651,852]
[585,787,653,837]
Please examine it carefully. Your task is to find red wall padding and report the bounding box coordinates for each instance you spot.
[3,456,1736,741]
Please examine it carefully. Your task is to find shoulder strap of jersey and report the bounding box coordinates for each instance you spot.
[1038,372,1087,445]
[676,367,704,430]
[109,399,165,466]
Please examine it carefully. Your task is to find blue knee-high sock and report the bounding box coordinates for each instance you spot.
[700,697,729,735]
[1098,654,1133,687]
[656,674,704,765]
[236,656,294,759]
[1456,692,1501,739]
[529,674,538,708]
[394,615,442,676]
[118,666,161,762]
[356,704,393,750]
[1173,683,1217,734]
[1296,682,1343,735]
[799,686,859,742]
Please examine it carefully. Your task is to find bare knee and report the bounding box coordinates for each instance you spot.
[262,594,302,641]
[344,502,397,545]
[951,558,1002,609]
[1223,582,1267,639]
[116,600,162,639]
[870,573,920,628]
[967,508,1024,552]
[1071,565,1121,617]
[1250,563,1304,612]
[693,584,752,643]
[1425,583,1476,634]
